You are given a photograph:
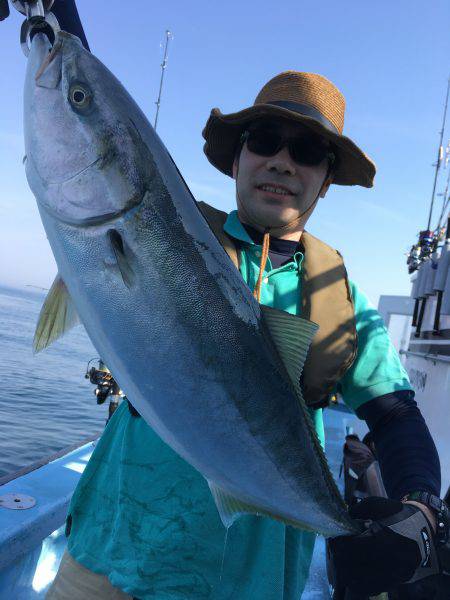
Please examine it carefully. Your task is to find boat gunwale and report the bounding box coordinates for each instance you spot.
[0,434,99,487]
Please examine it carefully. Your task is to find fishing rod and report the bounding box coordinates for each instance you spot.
[406,79,450,274]
[406,79,450,338]
[426,78,450,231]
[434,152,450,234]
[154,29,173,131]
[430,166,450,336]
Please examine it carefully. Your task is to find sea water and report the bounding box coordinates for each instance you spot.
[0,285,108,478]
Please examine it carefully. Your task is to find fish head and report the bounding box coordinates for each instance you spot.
[24,32,156,225]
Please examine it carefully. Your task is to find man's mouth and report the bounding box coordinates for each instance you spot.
[256,183,295,197]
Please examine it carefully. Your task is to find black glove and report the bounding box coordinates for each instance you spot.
[395,575,443,599]
[328,497,440,596]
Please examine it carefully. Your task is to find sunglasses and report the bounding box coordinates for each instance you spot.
[241,127,335,168]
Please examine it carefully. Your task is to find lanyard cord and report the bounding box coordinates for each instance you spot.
[252,229,271,301]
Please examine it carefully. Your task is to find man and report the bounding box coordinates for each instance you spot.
[46,3,444,599]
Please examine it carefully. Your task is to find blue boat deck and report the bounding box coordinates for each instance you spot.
[0,440,96,598]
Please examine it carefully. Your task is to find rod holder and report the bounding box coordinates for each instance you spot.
[414,297,427,338]
[412,298,420,327]
[433,290,443,335]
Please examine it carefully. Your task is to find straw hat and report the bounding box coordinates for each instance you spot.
[202,71,376,187]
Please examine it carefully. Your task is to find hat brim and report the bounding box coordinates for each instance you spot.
[202,104,376,188]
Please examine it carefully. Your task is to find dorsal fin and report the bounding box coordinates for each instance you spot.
[33,275,80,353]
[260,305,318,398]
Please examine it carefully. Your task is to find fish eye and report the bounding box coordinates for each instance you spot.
[69,84,92,110]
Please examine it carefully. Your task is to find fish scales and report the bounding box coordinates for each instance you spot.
[24,32,357,537]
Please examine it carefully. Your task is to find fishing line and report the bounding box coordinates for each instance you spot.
[218,526,229,584]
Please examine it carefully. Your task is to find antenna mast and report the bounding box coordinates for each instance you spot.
[154,29,173,131]
[426,77,450,229]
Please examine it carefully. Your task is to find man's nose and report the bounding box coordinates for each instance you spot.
[265,146,296,176]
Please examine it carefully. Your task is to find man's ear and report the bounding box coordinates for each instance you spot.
[319,174,333,198]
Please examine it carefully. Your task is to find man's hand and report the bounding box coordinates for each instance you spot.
[328,497,439,596]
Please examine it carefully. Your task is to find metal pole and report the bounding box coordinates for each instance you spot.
[427,78,450,230]
[154,29,172,131]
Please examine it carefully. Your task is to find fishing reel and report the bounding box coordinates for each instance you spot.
[418,229,437,258]
[406,244,422,274]
[85,358,122,405]
[406,230,438,274]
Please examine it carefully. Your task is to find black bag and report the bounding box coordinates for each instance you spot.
[341,432,386,505]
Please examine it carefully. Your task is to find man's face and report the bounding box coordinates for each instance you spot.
[233,117,332,231]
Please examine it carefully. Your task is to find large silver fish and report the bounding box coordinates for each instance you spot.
[24,31,357,537]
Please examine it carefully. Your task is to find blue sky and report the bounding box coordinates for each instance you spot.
[0,0,449,305]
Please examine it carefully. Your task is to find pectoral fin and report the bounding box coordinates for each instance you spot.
[33,275,80,353]
[108,229,136,289]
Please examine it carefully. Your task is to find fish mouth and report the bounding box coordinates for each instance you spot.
[59,157,103,184]
[39,188,147,227]
[28,153,102,186]
[61,156,104,183]
[27,150,147,226]
[34,35,64,83]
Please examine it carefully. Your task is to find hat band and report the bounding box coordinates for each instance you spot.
[266,100,339,135]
